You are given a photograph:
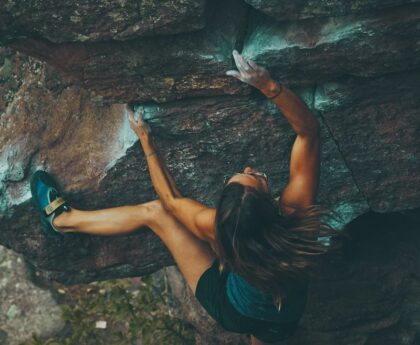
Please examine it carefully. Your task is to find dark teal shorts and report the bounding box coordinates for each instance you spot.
[195,259,300,343]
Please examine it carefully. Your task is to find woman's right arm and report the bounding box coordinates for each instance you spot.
[226,50,320,211]
[261,82,320,211]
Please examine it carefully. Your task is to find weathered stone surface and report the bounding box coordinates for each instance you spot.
[0,245,65,345]
[242,4,420,85]
[286,211,420,345]
[0,48,137,214]
[0,48,172,283]
[244,0,420,20]
[316,70,420,212]
[0,0,208,43]
[7,0,249,103]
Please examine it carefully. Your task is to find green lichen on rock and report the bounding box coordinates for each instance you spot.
[20,277,194,345]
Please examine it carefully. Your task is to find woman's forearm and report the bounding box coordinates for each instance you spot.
[225,50,318,136]
[155,152,182,198]
[138,134,181,206]
[139,134,216,241]
[261,80,319,136]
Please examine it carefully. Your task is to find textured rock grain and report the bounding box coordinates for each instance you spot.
[0,48,137,214]
[0,0,208,43]
[7,0,249,103]
[0,246,64,345]
[242,4,420,84]
[316,70,420,212]
[244,0,420,20]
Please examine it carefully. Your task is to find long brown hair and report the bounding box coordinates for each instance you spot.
[215,183,343,304]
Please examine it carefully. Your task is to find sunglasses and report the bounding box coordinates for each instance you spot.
[223,172,268,186]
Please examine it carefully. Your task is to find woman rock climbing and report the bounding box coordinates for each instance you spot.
[31,50,342,344]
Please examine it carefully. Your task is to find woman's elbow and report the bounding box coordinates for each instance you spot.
[300,121,319,138]
[160,194,177,213]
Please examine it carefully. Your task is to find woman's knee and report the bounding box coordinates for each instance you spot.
[141,200,178,233]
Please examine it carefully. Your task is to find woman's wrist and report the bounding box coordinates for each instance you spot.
[145,151,157,158]
[137,129,152,143]
[260,80,283,99]
[138,132,155,151]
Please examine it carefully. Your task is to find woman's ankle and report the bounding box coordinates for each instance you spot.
[53,208,76,230]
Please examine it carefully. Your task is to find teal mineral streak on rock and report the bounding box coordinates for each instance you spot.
[318,201,369,244]
[7,305,18,320]
[317,19,367,45]
[243,14,374,62]
[135,104,161,121]
[314,82,345,112]
[242,22,291,58]
[328,201,369,230]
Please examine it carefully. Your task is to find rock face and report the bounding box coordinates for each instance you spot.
[0,246,64,345]
[315,72,420,211]
[6,0,249,103]
[243,5,420,83]
[0,0,208,43]
[244,0,420,20]
[1,0,420,344]
[289,211,420,345]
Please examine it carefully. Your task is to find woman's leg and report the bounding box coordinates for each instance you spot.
[53,200,216,294]
[53,203,157,236]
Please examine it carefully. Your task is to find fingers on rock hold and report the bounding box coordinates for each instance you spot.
[226,70,241,78]
[247,59,258,70]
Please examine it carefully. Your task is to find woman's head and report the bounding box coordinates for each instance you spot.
[215,167,342,300]
[225,166,270,193]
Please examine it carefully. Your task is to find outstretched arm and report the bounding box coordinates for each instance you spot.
[226,50,320,213]
[270,86,320,213]
[127,106,216,242]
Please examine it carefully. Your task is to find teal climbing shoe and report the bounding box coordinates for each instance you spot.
[30,170,70,237]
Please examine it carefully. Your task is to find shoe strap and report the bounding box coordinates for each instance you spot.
[44,197,66,216]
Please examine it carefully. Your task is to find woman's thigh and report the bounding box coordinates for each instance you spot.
[146,200,217,294]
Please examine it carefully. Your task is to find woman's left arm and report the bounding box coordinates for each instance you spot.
[127,106,216,242]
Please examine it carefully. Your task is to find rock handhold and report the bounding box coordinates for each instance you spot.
[242,4,420,85]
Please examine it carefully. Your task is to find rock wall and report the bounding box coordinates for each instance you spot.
[1,0,420,344]
[0,0,208,42]
[0,245,64,345]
